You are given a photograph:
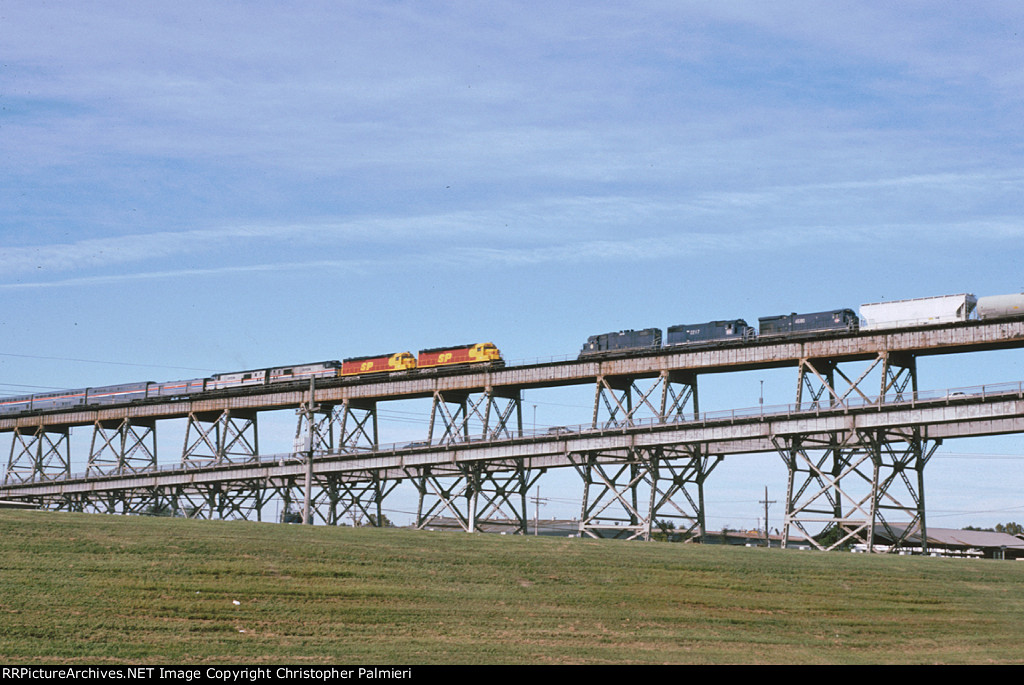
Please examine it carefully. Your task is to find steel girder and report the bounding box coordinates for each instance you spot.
[209,480,273,521]
[786,352,929,552]
[649,446,723,542]
[15,492,79,513]
[776,433,872,551]
[337,400,379,452]
[5,425,71,484]
[157,481,272,520]
[170,485,219,519]
[592,371,697,429]
[291,385,390,526]
[96,487,169,516]
[27,486,171,516]
[181,409,259,466]
[294,400,379,455]
[87,418,157,476]
[428,389,522,445]
[775,428,937,553]
[258,472,399,526]
[796,351,917,409]
[320,473,399,526]
[860,427,937,553]
[880,352,917,402]
[409,459,542,533]
[571,445,721,541]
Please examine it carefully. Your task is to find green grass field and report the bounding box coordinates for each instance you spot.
[1,510,1023,664]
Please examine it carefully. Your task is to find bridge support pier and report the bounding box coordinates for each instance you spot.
[294,400,379,455]
[323,473,398,526]
[775,428,937,553]
[264,472,398,526]
[428,389,522,445]
[160,481,267,520]
[786,351,930,552]
[411,460,541,533]
[572,446,720,541]
[797,351,918,409]
[87,418,157,476]
[593,371,698,429]
[5,425,71,483]
[182,409,259,466]
[50,485,169,516]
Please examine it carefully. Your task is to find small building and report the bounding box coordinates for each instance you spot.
[871,524,1024,559]
[701,529,811,549]
[418,517,581,536]
[0,500,38,510]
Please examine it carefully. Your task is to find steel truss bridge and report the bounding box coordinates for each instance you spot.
[3,319,1024,552]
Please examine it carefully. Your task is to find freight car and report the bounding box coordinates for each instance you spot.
[861,294,976,331]
[977,293,1024,320]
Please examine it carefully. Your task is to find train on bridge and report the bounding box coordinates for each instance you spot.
[578,291,1021,356]
[3,292,1023,418]
[0,342,502,415]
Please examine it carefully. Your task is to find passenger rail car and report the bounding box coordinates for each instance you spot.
[269,361,341,384]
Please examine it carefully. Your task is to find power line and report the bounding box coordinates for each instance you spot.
[933,451,1024,461]
[0,351,217,374]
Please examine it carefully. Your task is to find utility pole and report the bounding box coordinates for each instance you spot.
[530,486,548,536]
[760,486,775,548]
[302,377,319,526]
[534,485,539,535]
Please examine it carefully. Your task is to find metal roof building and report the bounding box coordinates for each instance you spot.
[873,525,1024,559]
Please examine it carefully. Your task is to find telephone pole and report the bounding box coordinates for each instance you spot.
[760,486,775,548]
[530,486,548,536]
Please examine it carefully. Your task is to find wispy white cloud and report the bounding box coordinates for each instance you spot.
[3,159,1021,283]
[3,214,1019,290]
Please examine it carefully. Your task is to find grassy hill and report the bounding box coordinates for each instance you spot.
[1,510,1023,664]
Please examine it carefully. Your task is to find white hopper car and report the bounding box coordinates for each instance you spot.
[860,294,978,330]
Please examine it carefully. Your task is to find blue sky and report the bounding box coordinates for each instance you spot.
[3,2,1023,529]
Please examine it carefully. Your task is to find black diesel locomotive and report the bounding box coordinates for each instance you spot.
[579,309,857,358]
